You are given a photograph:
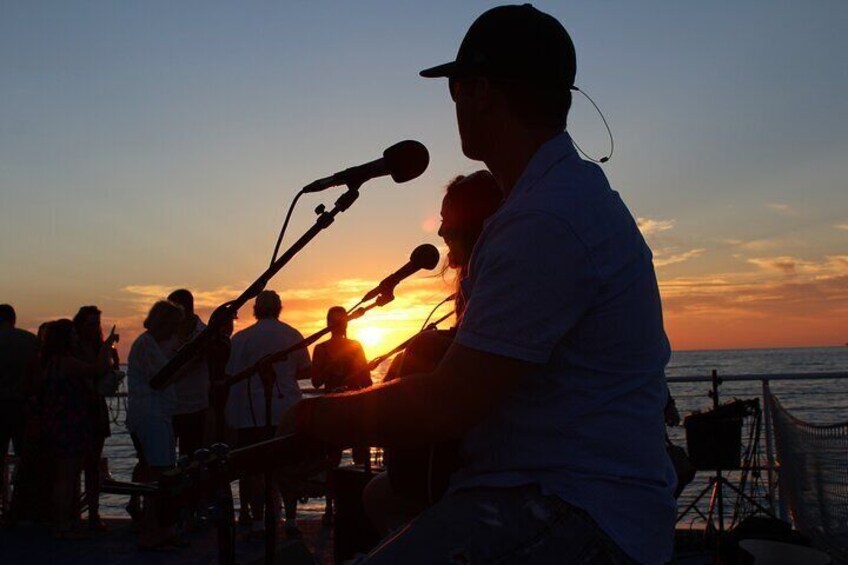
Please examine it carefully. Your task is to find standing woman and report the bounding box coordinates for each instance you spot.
[39,319,117,538]
[72,305,120,531]
[364,170,502,534]
[126,300,184,549]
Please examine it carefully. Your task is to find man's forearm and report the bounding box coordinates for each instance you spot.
[290,342,528,448]
[297,371,461,446]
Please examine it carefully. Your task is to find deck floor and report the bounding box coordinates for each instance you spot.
[0,517,334,565]
[1,517,719,564]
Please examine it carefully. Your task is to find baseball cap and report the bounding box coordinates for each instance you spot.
[420,4,576,89]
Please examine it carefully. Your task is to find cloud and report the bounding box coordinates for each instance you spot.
[766,203,797,215]
[835,223,848,231]
[660,255,848,332]
[747,256,812,275]
[637,217,675,236]
[115,275,456,359]
[744,255,848,276]
[653,247,704,268]
[723,238,776,252]
[121,284,244,311]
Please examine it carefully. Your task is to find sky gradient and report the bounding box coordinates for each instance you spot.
[2,1,847,358]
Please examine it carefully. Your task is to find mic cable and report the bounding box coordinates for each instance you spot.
[570,85,615,164]
[420,293,456,331]
[270,189,305,266]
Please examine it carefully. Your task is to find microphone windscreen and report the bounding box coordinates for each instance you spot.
[384,140,430,183]
[410,243,440,270]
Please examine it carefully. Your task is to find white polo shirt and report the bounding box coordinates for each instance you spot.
[126,332,177,430]
[452,133,676,564]
[225,318,311,429]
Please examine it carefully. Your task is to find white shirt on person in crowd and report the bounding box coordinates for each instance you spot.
[452,132,676,565]
[126,332,177,432]
[225,318,311,430]
[172,316,209,416]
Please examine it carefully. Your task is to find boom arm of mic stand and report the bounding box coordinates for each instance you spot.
[150,186,363,390]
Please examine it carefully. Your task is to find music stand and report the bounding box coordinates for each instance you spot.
[675,371,775,546]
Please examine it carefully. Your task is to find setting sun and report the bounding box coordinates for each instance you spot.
[354,326,387,354]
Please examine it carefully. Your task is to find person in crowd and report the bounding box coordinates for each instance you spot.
[279,6,675,564]
[39,319,117,539]
[126,300,184,549]
[167,289,210,458]
[0,304,39,524]
[71,305,120,531]
[225,290,311,539]
[436,170,504,314]
[8,320,50,524]
[363,171,502,534]
[207,308,236,446]
[311,305,372,523]
[311,307,371,393]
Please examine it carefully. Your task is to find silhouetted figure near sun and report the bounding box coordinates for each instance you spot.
[280,5,674,564]
[71,305,120,531]
[207,308,236,445]
[311,305,371,523]
[312,306,371,393]
[0,304,38,520]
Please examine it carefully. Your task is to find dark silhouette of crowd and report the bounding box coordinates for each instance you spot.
[0,289,318,548]
[0,304,119,538]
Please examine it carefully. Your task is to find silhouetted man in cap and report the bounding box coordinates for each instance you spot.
[280,6,674,563]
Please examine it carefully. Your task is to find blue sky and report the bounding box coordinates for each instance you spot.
[1,1,846,351]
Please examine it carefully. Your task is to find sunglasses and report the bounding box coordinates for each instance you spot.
[449,76,479,102]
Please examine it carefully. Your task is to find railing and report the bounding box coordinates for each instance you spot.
[4,370,847,524]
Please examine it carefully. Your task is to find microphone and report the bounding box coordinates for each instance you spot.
[303,140,430,193]
[362,244,440,302]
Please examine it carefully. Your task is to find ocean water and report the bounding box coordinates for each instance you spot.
[98,346,848,519]
[666,346,848,423]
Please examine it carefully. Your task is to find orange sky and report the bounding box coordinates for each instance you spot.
[95,245,848,362]
[7,214,847,362]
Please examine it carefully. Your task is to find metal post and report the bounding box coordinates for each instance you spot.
[710,370,725,537]
[761,379,779,517]
[260,366,277,565]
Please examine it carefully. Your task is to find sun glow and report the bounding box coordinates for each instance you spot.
[354,326,386,354]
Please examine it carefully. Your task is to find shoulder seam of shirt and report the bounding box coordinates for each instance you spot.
[491,208,602,280]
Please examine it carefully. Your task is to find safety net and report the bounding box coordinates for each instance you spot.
[768,390,848,561]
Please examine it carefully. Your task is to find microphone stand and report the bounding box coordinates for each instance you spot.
[150,184,364,392]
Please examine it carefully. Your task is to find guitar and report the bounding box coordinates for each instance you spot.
[383,328,461,507]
